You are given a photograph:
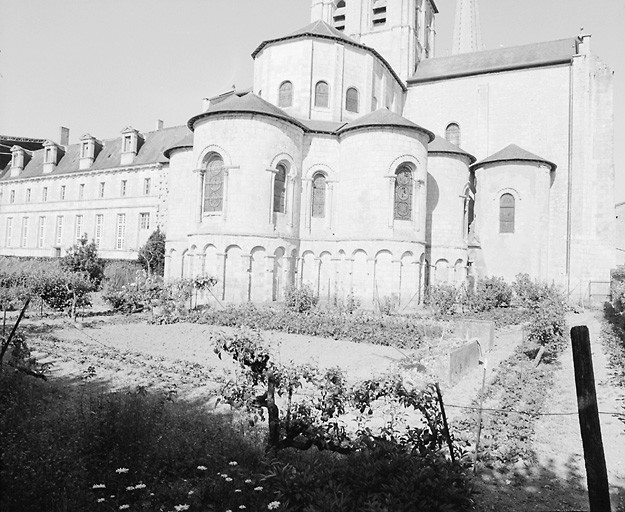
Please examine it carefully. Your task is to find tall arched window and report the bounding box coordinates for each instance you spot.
[445,123,461,147]
[345,87,359,113]
[314,81,329,108]
[311,173,327,218]
[333,0,346,31]
[278,81,293,107]
[394,164,413,220]
[499,193,515,233]
[273,164,287,213]
[203,155,224,213]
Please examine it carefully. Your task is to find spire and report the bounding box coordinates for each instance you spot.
[452,0,482,55]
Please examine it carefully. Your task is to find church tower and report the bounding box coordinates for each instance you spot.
[452,0,482,54]
[310,0,439,81]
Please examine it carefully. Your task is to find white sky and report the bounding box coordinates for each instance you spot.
[0,0,623,199]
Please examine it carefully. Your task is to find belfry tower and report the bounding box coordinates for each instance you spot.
[452,0,482,54]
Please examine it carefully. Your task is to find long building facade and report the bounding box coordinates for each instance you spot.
[0,0,616,307]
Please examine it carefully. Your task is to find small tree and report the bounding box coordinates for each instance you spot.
[61,238,105,288]
[138,228,166,276]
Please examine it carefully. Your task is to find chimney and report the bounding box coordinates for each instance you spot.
[155,119,164,131]
[59,126,70,146]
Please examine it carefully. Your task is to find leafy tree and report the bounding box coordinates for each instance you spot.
[138,228,166,276]
[61,238,104,288]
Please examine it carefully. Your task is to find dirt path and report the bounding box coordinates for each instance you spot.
[532,310,625,510]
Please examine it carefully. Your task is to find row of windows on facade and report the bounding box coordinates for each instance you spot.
[4,212,150,250]
[201,155,418,221]
[332,0,387,31]
[4,178,152,204]
[278,81,361,112]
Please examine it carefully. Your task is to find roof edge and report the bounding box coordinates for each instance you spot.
[163,144,194,159]
[429,148,477,164]
[187,109,308,133]
[338,122,435,142]
[409,57,572,85]
[471,157,557,172]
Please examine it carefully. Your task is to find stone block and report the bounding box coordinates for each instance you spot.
[449,339,481,386]
[454,318,495,350]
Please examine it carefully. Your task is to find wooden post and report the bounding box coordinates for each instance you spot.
[434,383,456,463]
[570,325,612,512]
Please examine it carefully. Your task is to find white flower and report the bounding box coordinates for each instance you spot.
[119,506,130,511]
[134,483,146,490]
[239,507,246,510]
[174,505,190,512]
[188,490,195,495]
[220,473,228,479]
[254,486,263,491]
[226,510,233,512]
[234,489,242,493]
[267,501,281,510]
[115,468,129,474]
[97,498,106,503]
[228,461,238,466]
[197,465,207,471]
[92,483,106,489]
[225,477,233,482]
[126,486,135,491]
[244,479,252,484]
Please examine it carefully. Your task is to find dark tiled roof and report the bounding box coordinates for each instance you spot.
[0,135,46,169]
[297,118,346,134]
[163,133,194,159]
[471,144,557,172]
[0,126,190,181]
[337,108,435,141]
[252,20,406,92]
[187,93,308,132]
[410,38,578,84]
[428,135,476,163]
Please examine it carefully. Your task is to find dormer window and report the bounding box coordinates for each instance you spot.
[42,140,63,174]
[9,146,28,177]
[79,134,100,170]
[120,127,143,165]
[372,0,387,26]
[333,0,346,31]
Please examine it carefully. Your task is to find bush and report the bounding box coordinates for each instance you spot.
[61,238,105,288]
[426,283,461,317]
[469,276,513,311]
[103,260,144,291]
[284,285,318,313]
[138,228,166,276]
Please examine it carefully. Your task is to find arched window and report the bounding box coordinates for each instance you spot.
[394,164,413,220]
[314,81,329,108]
[445,123,461,147]
[311,173,327,218]
[278,81,293,107]
[203,155,224,213]
[273,164,287,213]
[499,193,515,233]
[345,87,359,113]
[372,0,387,26]
[333,0,346,31]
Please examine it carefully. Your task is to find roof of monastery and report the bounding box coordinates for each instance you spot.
[471,144,557,171]
[163,132,195,159]
[337,108,435,141]
[0,125,190,181]
[409,38,579,84]
[0,135,46,169]
[187,93,309,132]
[252,20,407,91]
[428,136,476,163]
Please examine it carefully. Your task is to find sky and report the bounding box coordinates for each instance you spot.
[0,0,623,199]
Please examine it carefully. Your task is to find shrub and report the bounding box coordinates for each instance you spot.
[61,238,105,288]
[284,285,318,313]
[469,276,513,311]
[426,283,461,317]
[103,260,144,291]
[138,228,166,276]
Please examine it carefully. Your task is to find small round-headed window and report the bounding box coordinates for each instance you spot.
[273,163,287,214]
[278,81,293,107]
[334,0,346,31]
[314,81,330,108]
[203,154,224,213]
[445,123,461,147]
[345,87,359,113]
[394,164,413,221]
[311,172,327,218]
[499,193,515,233]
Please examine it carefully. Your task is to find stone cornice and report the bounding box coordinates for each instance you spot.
[0,163,163,185]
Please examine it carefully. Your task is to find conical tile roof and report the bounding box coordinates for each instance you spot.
[471,144,556,171]
[337,108,435,141]
[428,135,476,163]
